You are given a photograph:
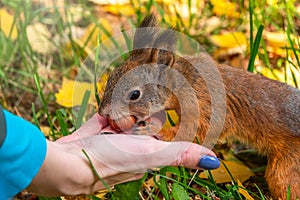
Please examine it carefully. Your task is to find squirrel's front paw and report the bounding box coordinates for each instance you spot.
[133,121,162,137]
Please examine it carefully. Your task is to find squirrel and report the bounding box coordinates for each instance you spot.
[98,15,300,199]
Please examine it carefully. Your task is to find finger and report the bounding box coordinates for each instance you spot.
[57,113,108,143]
[169,142,220,170]
[79,134,220,173]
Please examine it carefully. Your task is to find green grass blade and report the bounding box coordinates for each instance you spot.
[56,109,69,136]
[207,170,221,196]
[82,149,113,195]
[247,24,264,72]
[94,34,101,107]
[34,73,56,140]
[220,161,243,199]
[153,168,170,200]
[254,184,266,200]
[286,186,291,200]
[287,60,300,88]
[286,27,300,68]
[31,103,40,128]
[145,0,154,13]
[193,175,227,198]
[121,27,133,52]
[75,90,91,129]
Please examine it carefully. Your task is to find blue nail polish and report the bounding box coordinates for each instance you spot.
[197,156,220,170]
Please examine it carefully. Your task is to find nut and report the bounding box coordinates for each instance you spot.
[108,116,136,132]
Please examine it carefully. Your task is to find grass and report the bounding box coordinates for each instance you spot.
[0,0,299,199]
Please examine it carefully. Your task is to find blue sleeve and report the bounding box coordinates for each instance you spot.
[0,107,47,199]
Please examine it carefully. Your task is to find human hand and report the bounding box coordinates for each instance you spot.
[57,112,219,176]
[29,114,220,196]
[56,113,112,143]
[76,134,220,189]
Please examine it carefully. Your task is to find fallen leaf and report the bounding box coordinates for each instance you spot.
[94,189,111,199]
[40,125,51,137]
[166,1,203,19]
[256,64,300,88]
[266,0,278,6]
[211,32,247,49]
[88,0,131,4]
[0,8,18,40]
[26,22,56,54]
[199,160,254,184]
[163,110,179,129]
[211,32,247,59]
[92,0,196,19]
[237,179,255,200]
[264,31,299,56]
[88,0,174,5]
[163,15,182,26]
[210,0,240,18]
[103,4,142,16]
[55,75,108,107]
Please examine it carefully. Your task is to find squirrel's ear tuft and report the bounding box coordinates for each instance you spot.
[139,14,157,28]
[133,14,158,50]
[132,14,176,66]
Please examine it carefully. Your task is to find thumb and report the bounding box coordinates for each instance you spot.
[57,113,108,143]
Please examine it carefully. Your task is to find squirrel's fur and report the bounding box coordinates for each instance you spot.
[99,15,300,199]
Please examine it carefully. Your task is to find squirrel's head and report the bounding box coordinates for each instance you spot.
[99,15,178,132]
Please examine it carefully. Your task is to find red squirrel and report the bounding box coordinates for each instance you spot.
[99,15,300,199]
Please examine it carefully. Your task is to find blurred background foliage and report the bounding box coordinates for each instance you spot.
[0,0,299,199]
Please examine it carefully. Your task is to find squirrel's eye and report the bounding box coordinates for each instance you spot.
[128,90,141,101]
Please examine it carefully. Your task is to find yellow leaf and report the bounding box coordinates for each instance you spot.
[94,189,111,199]
[256,65,300,88]
[89,0,175,5]
[163,15,180,26]
[266,0,278,5]
[0,8,18,40]
[163,110,179,129]
[210,0,240,18]
[264,31,300,56]
[26,23,56,54]
[55,75,108,107]
[264,31,288,56]
[199,160,254,184]
[211,32,247,49]
[237,179,255,200]
[156,0,176,4]
[103,4,145,16]
[40,126,51,137]
[88,0,131,4]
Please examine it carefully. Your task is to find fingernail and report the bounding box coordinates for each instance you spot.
[197,155,220,170]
